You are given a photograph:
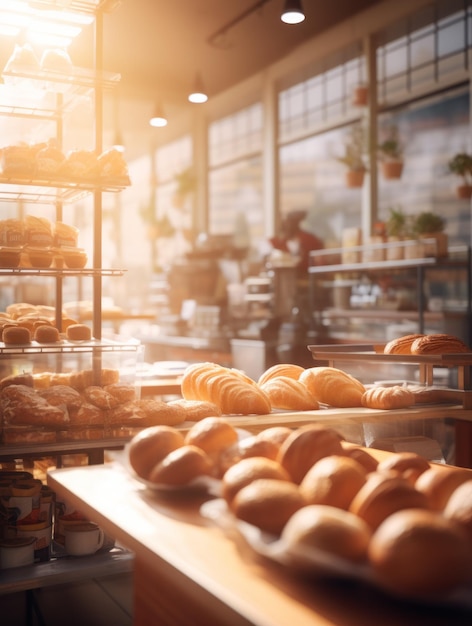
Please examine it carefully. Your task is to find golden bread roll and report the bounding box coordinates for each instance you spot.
[184,416,239,456]
[231,478,306,535]
[257,363,305,386]
[255,426,293,449]
[128,425,185,480]
[0,372,34,390]
[37,384,83,410]
[383,334,425,355]
[147,445,214,486]
[349,473,430,530]
[299,455,367,510]
[376,451,430,484]
[410,333,470,355]
[34,324,60,343]
[368,509,472,597]
[281,504,372,563]
[222,456,291,505]
[259,376,319,411]
[3,325,31,345]
[237,435,280,461]
[415,466,472,511]
[0,383,67,427]
[68,402,105,427]
[66,323,92,341]
[167,399,222,421]
[298,366,365,408]
[340,442,379,473]
[136,398,187,426]
[277,424,344,484]
[361,385,415,410]
[444,479,472,542]
[82,385,119,409]
[103,382,136,404]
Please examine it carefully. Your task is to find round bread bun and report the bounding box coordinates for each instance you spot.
[361,385,415,410]
[147,445,214,486]
[340,442,379,473]
[415,466,472,511]
[281,504,372,563]
[411,333,470,355]
[2,325,31,345]
[66,323,92,341]
[238,435,280,461]
[231,478,306,535]
[34,324,60,343]
[299,455,367,510]
[184,416,239,456]
[222,456,291,505]
[376,452,430,484]
[368,509,472,597]
[167,399,222,421]
[257,363,305,386]
[349,473,430,530]
[128,425,185,480]
[277,424,344,484]
[444,479,472,541]
[255,426,293,449]
[383,334,425,355]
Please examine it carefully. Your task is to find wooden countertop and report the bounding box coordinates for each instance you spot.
[47,455,472,626]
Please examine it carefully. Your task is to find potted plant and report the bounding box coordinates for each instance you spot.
[378,125,404,180]
[385,206,410,260]
[337,124,367,188]
[412,211,447,258]
[448,152,472,199]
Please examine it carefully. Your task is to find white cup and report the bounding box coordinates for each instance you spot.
[64,522,105,556]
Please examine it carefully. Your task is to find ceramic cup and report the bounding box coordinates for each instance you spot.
[0,537,36,569]
[64,522,105,556]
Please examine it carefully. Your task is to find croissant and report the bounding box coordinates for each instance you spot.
[384,334,425,355]
[257,363,305,386]
[361,385,415,410]
[259,376,319,411]
[299,366,365,408]
[410,333,470,355]
[181,362,271,415]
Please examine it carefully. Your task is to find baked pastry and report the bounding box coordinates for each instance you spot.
[341,442,379,473]
[257,363,305,386]
[254,426,293,449]
[103,382,135,403]
[410,333,470,354]
[1,143,34,176]
[97,148,129,179]
[4,43,40,72]
[361,385,415,410]
[3,326,31,345]
[0,384,67,427]
[37,384,83,411]
[147,445,214,486]
[277,424,345,484]
[383,334,425,355]
[443,480,472,542]
[184,416,239,456]
[231,478,306,535]
[281,504,372,563]
[62,149,98,178]
[369,509,471,597]
[299,366,365,408]
[53,222,79,247]
[24,215,53,247]
[35,143,65,176]
[415,466,471,510]
[0,218,24,245]
[0,372,34,390]
[128,425,185,480]
[259,376,319,411]
[66,324,92,341]
[34,325,60,343]
[68,402,105,427]
[83,386,120,409]
[135,398,187,426]
[167,399,222,421]
[222,456,291,505]
[40,48,73,73]
[299,455,367,510]
[376,451,430,484]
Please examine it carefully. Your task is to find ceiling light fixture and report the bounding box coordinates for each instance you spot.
[149,102,167,127]
[281,0,305,24]
[188,73,208,104]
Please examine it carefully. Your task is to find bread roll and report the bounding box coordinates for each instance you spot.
[340,442,379,473]
[281,504,371,563]
[259,376,319,411]
[361,385,415,410]
[255,426,292,449]
[222,456,291,505]
[0,372,34,390]
[376,451,430,484]
[66,324,92,341]
[349,473,430,530]
[231,478,306,535]
[167,399,222,421]
[184,416,238,456]
[3,326,31,345]
[136,398,186,426]
[411,333,470,355]
[299,455,367,510]
[34,324,60,343]
[369,509,472,597]
[415,466,472,510]
[299,367,365,408]
[147,445,214,486]
[128,425,185,480]
[277,424,344,484]
[103,382,136,404]
[257,363,305,386]
[383,334,424,355]
[444,479,472,542]
[37,384,83,411]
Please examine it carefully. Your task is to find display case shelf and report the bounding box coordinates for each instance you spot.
[0,267,125,278]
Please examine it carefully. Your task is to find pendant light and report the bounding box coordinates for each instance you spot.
[188,73,208,104]
[149,102,167,127]
[281,0,305,25]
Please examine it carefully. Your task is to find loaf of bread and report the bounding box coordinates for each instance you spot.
[298,366,365,408]
[383,334,424,355]
[259,376,319,411]
[181,362,272,415]
[167,399,222,421]
[410,333,470,355]
[0,383,68,427]
[361,385,415,410]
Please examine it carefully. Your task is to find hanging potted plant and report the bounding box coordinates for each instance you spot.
[385,206,410,260]
[412,211,447,258]
[378,125,404,180]
[448,152,472,199]
[337,124,367,188]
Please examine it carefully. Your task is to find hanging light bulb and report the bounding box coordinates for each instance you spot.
[149,102,167,127]
[281,0,305,25]
[188,72,208,104]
